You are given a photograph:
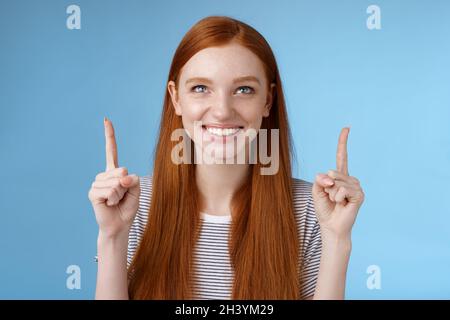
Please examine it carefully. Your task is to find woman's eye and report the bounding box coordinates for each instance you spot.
[191,85,207,93]
[236,86,255,94]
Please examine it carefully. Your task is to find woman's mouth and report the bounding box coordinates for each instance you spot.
[202,125,244,137]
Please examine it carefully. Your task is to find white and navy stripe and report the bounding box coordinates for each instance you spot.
[127,176,322,299]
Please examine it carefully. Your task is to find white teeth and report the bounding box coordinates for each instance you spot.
[205,127,240,136]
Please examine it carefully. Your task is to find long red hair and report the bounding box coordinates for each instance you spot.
[128,16,301,299]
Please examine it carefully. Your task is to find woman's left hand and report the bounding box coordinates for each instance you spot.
[312,127,365,239]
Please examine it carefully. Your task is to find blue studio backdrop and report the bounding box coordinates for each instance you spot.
[1,0,449,299]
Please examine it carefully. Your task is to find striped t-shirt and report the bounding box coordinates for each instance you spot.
[127,175,322,299]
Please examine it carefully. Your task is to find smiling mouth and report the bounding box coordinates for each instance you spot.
[202,125,244,137]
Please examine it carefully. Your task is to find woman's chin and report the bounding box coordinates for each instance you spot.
[195,145,248,164]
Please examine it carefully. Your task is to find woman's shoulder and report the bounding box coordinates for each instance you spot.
[138,175,153,202]
[139,174,153,188]
[292,177,313,193]
[291,177,313,204]
[291,177,317,223]
[132,175,153,222]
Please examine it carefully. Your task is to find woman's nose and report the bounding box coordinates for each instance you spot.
[210,94,234,120]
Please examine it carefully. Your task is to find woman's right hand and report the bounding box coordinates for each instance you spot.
[88,117,141,238]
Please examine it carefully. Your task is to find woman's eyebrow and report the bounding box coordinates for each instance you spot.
[185,76,261,86]
[233,76,261,85]
[185,77,213,86]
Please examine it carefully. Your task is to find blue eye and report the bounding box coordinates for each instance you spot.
[191,85,207,93]
[236,86,255,94]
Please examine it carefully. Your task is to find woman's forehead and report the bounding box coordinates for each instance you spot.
[180,44,266,83]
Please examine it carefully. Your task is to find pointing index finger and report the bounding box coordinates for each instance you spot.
[104,117,118,171]
[336,127,350,175]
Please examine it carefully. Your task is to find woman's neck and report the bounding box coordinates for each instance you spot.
[195,163,250,216]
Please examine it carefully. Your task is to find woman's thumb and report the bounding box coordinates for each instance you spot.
[120,174,139,188]
[312,173,334,215]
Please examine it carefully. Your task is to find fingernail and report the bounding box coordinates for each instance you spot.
[324,178,334,185]
[104,116,108,124]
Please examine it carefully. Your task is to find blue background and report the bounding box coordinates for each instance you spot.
[1,0,449,299]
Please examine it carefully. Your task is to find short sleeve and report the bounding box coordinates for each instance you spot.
[127,175,152,270]
[298,182,322,299]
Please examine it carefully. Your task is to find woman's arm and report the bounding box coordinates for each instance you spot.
[88,118,141,300]
[312,233,352,300]
[95,230,130,300]
[311,127,365,300]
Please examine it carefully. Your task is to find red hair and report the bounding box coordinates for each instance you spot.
[128,16,301,299]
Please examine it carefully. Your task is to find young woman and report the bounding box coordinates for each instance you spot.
[88,16,365,300]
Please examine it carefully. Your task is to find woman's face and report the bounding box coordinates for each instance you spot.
[168,42,275,163]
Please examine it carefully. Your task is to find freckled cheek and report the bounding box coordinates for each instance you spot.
[177,99,207,137]
[179,98,208,121]
[234,101,265,127]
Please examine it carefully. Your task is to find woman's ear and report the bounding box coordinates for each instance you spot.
[263,83,276,117]
[167,80,182,116]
